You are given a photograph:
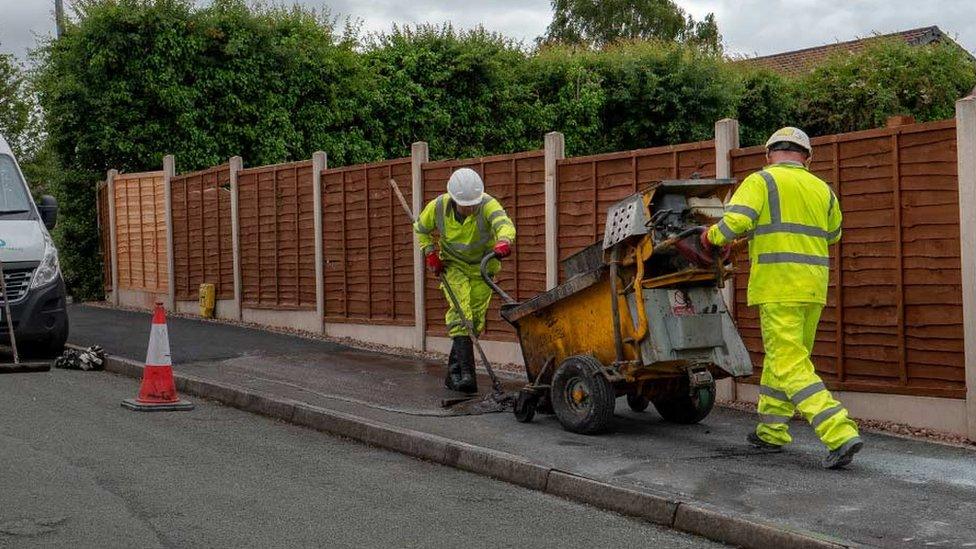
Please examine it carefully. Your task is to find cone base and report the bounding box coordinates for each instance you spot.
[0,361,51,373]
[121,398,194,412]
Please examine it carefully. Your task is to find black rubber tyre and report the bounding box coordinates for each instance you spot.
[551,355,616,435]
[19,326,68,360]
[626,393,650,413]
[652,383,716,424]
[536,394,554,415]
[513,390,538,423]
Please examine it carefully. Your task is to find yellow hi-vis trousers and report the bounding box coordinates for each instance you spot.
[756,303,860,450]
[441,262,494,338]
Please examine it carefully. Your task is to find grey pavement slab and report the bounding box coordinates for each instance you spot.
[0,368,720,549]
[68,304,976,548]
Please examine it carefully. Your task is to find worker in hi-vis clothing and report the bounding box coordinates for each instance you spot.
[702,127,863,469]
[414,168,516,394]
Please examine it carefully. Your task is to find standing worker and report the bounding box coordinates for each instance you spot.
[702,127,862,469]
[414,168,516,394]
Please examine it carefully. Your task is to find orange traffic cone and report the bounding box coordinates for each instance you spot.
[122,303,194,412]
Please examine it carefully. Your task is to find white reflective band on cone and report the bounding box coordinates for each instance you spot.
[145,323,172,367]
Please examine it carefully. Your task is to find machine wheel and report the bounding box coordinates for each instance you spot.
[652,384,716,424]
[536,394,554,415]
[513,390,539,423]
[551,355,615,435]
[626,393,650,413]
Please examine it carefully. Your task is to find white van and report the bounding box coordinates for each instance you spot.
[0,134,68,357]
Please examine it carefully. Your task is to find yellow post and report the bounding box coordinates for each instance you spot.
[199,283,215,318]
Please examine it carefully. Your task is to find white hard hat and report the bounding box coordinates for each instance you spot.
[447,168,485,207]
[765,126,812,154]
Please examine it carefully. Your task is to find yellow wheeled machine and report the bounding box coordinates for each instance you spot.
[483,179,752,434]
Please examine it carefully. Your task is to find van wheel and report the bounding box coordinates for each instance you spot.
[21,326,68,360]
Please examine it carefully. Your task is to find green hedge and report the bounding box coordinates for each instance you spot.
[30,0,976,298]
[795,40,976,136]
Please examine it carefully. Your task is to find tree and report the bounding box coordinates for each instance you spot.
[795,40,976,135]
[33,0,376,299]
[539,0,721,51]
[365,25,540,160]
[1,48,53,194]
[0,49,35,158]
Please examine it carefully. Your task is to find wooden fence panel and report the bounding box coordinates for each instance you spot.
[97,181,111,290]
[113,171,167,293]
[730,119,964,398]
[322,158,414,324]
[422,151,546,341]
[556,141,716,273]
[238,161,316,309]
[170,165,233,301]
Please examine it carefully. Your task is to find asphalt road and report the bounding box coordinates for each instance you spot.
[0,368,722,548]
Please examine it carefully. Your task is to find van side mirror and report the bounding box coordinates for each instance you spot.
[38,195,58,230]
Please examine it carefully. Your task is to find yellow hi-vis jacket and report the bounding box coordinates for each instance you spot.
[707,162,841,306]
[414,193,516,266]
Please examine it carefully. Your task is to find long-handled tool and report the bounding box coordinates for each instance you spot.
[388,179,510,408]
[0,258,50,373]
[0,258,20,364]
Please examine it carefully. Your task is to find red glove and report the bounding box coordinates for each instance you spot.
[425,252,444,275]
[493,240,512,259]
[700,228,713,250]
[699,227,732,264]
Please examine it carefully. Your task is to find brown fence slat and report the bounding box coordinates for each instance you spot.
[113,171,166,293]
[322,158,414,325]
[170,164,233,301]
[237,162,316,310]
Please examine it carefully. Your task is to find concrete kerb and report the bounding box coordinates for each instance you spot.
[84,347,854,549]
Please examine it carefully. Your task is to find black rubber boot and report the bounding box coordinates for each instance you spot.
[822,437,863,470]
[444,339,464,392]
[747,431,784,453]
[454,336,478,394]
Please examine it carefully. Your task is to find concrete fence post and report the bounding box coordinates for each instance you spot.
[714,118,739,180]
[544,132,565,290]
[107,169,119,306]
[714,118,740,311]
[229,156,243,321]
[162,155,176,311]
[312,151,327,334]
[714,118,740,403]
[411,142,429,351]
[955,97,976,440]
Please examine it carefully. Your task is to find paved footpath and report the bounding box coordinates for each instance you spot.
[69,304,976,548]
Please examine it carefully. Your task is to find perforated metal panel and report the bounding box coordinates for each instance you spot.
[602,194,648,250]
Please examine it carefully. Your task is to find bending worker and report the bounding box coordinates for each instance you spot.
[414,168,515,394]
[702,127,862,469]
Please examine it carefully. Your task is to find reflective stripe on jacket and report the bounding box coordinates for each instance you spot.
[707,162,841,305]
[414,193,516,264]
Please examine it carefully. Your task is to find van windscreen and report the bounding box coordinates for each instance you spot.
[0,154,31,213]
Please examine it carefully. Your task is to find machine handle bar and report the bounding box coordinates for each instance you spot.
[480,252,517,305]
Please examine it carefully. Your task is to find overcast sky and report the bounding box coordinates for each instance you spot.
[2,1,975,62]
